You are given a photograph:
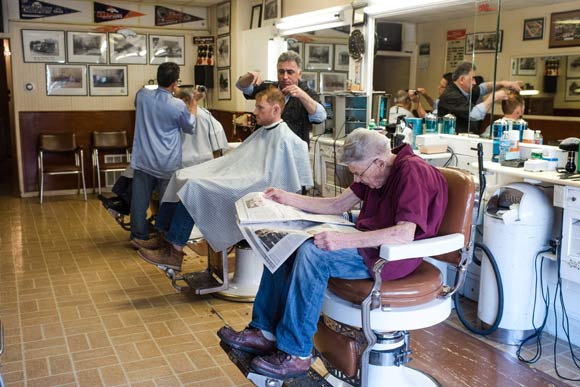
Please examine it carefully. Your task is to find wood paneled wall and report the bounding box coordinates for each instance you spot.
[19,111,135,193]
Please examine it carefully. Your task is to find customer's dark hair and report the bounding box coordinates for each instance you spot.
[443,72,453,84]
[157,62,180,87]
[452,62,476,82]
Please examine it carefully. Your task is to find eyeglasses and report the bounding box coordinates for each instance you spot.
[277,69,296,75]
[352,159,376,179]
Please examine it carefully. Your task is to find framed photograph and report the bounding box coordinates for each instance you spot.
[46,64,87,96]
[517,57,537,76]
[22,29,65,63]
[320,72,347,93]
[216,35,230,68]
[262,0,281,26]
[565,79,580,101]
[305,43,333,70]
[465,30,503,54]
[567,55,580,78]
[89,65,128,96]
[352,6,366,27]
[67,31,107,64]
[287,40,302,57]
[549,9,580,48]
[334,44,349,71]
[523,17,544,41]
[218,68,231,100]
[109,33,147,64]
[301,71,318,92]
[216,2,231,36]
[250,4,262,29]
[149,35,185,65]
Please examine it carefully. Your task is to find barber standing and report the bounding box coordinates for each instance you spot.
[130,62,195,248]
[438,62,520,134]
[236,51,326,144]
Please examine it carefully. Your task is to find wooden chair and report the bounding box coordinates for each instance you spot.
[37,133,87,204]
[91,131,130,194]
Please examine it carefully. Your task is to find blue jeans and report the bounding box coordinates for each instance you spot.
[250,240,371,357]
[130,169,170,240]
[155,201,195,247]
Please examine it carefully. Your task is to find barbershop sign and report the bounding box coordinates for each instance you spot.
[446,29,467,72]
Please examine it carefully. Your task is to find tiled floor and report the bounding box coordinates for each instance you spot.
[1,193,580,386]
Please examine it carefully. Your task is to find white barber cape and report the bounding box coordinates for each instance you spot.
[181,107,229,168]
[163,121,313,252]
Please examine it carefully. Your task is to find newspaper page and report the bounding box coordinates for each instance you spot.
[236,192,358,273]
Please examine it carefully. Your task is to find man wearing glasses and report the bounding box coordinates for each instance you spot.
[218,129,448,379]
[236,51,326,144]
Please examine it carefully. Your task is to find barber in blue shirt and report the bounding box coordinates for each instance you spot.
[130,62,195,247]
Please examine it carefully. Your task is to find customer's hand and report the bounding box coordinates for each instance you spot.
[313,231,346,251]
[264,187,290,204]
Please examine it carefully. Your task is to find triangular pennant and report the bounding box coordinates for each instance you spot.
[155,6,203,26]
[94,2,145,23]
[19,0,79,19]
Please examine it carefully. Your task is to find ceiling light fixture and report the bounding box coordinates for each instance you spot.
[276,6,346,35]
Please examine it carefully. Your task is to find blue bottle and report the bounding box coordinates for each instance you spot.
[492,118,508,162]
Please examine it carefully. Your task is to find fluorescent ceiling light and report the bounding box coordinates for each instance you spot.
[276,6,345,34]
[520,89,540,96]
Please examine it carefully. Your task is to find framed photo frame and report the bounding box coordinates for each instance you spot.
[250,4,262,29]
[22,29,65,63]
[149,35,185,65]
[109,33,147,64]
[320,72,347,93]
[305,43,333,70]
[216,35,230,68]
[565,79,580,101]
[523,17,544,41]
[334,44,349,71]
[301,71,318,92]
[262,0,281,26]
[46,64,87,96]
[517,57,537,76]
[567,55,580,78]
[287,40,302,57]
[549,9,580,48]
[352,6,366,27]
[89,65,128,96]
[67,31,107,64]
[216,2,231,36]
[465,30,503,54]
[218,68,231,100]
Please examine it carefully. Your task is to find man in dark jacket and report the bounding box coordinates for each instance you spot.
[236,51,326,144]
[437,62,520,134]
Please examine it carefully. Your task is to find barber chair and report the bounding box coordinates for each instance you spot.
[224,167,475,386]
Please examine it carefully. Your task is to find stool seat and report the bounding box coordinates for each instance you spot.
[328,261,443,308]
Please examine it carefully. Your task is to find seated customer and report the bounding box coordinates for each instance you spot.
[387,89,427,124]
[481,91,525,138]
[217,128,448,379]
[177,86,229,168]
[136,86,313,270]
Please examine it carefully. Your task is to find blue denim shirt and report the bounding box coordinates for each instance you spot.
[131,87,195,179]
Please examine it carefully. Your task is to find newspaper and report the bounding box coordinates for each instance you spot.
[235,192,358,273]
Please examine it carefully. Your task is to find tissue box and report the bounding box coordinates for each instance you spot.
[416,135,448,154]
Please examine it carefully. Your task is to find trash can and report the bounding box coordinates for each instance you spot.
[478,183,553,345]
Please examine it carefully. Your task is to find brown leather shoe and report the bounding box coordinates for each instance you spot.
[138,244,183,271]
[217,326,276,356]
[131,234,167,250]
[250,350,312,380]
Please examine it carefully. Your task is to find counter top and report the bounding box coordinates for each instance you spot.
[482,161,580,188]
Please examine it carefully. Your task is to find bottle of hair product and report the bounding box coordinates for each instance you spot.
[534,130,543,145]
[368,118,376,130]
[499,131,511,165]
[522,129,534,144]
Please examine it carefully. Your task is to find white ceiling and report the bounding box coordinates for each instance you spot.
[377,0,576,23]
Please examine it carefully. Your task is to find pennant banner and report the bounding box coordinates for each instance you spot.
[94,2,144,23]
[20,0,80,19]
[155,6,203,26]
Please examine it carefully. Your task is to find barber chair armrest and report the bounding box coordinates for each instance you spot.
[379,233,465,262]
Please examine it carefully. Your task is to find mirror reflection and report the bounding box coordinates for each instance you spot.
[510,55,580,116]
